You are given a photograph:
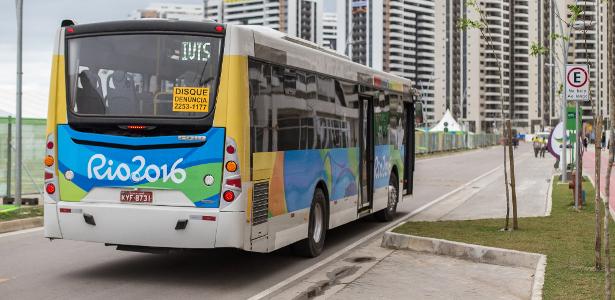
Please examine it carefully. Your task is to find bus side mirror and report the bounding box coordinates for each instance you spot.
[61,19,75,27]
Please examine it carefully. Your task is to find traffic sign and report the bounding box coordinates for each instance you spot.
[566,64,589,101]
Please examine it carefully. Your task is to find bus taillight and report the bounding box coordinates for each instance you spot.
[223,191,235,202]
[46,183,56,194]
[225,161,238,172]
[44,155,55,167]
[44,133,59,201]
[221,137,241,207]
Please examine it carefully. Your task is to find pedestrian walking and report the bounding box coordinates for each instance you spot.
[602,131,606,150]
[583,137,588,152]
[532,136,540,158]
[540,138,546,158]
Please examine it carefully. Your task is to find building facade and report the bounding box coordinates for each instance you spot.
[322,12,338,50]
[434,0,611,134]
[133,1,324,45]
[563,0,609,124]
[335,0,436,124]
[203,0,324,45]
[434,0,550,133]
[130,3,205,21]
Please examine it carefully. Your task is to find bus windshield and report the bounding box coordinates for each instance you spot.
[66,34,222,118]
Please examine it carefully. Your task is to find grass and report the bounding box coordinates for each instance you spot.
[394,178,615,299]
[0,204,18,213]
[0,205,43,222]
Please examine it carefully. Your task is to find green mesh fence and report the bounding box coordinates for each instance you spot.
[0,117,46,197]
[415,131,501,154]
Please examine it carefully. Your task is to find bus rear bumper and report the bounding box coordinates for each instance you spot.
[54,202,245,249]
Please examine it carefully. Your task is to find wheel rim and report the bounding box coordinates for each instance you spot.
[388,184,398,212]
[313,202,323,243]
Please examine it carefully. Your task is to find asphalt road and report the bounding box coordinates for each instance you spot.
[0,145,511,300]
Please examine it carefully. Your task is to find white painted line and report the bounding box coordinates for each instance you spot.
[0,227,43,239]
[248,164,503,300]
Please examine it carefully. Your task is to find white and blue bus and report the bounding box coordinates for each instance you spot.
[44,20,418,257]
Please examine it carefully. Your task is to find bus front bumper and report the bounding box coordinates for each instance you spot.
[46,201,245,249]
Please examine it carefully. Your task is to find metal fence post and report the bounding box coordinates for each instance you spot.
[6,117,11,200]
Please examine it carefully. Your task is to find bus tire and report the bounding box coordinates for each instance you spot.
[292,188,328,258]
[375,173,398,222]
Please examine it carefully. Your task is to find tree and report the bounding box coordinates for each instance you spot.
[604,0,614,297]
[458,0,517,230]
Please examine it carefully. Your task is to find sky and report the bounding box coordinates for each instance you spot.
[0,0,335,118]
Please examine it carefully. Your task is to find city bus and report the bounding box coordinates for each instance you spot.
[44,19,417,257]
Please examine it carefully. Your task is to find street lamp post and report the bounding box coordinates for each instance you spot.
[551,0,573,183]
[15,0,23,206]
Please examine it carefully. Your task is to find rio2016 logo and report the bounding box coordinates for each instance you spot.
[374,155,389,180]
[87,154,187,184]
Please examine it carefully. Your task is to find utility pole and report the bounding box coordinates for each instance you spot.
[15,0,23,206]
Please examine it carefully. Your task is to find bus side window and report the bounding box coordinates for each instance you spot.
[249,60,273,153]
[277,68,300,151]
[339,81,359,148]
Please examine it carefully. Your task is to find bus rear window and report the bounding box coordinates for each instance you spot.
[66,34,222,118]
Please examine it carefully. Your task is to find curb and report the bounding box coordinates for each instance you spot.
[545,175,554,216]
[0,217,43,234]
[381,230,547,299]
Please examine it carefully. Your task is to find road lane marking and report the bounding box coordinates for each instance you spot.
[248,164,503,300]
[0,278,9,284]
[0,227,43,239]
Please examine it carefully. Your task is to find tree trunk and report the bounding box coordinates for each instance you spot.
[605,136,612,300]
[507,120,518,229]
[596,119,603,271]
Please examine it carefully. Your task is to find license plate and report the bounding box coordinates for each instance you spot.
[120,191,153,203]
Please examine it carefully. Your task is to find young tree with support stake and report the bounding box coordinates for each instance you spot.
[458,0,517,230]
[604,0,613,297]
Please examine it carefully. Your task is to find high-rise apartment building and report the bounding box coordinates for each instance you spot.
[202,0,324,45]
[435,0,610,133]
[435,1,547,133]
[563,0,609,123]
[322,12,338,50]
[133,1,324,45]
[130,3,205,21]
[335,0,436,123]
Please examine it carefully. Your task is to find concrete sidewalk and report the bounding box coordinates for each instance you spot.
[277,143,553,300]
[583,145,615,211]
[412,143,554,221]
[331,247,534,300]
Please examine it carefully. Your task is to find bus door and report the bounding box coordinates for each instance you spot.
[403,101,415,195]
[358,94,374,210]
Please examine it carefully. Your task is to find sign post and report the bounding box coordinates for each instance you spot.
[566,64,590,210]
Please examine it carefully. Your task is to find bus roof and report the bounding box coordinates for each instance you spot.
[232,24,414,96]
[65,19,225,37]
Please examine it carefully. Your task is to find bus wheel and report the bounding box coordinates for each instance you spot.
[292,188,328,258]
[375,173,398,222]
